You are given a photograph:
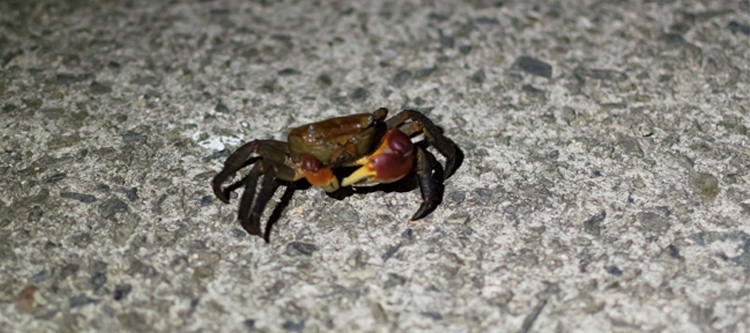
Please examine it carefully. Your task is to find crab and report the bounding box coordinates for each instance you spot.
[211,107,462,242]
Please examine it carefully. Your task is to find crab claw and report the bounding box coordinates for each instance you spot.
[300,153,340,192]
[341,128,415,187]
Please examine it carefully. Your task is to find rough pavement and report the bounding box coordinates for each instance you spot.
[1,0,749,332]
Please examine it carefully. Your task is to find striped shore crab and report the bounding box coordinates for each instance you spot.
[211,108,462,242]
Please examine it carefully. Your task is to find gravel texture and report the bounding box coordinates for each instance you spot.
[1,0,749,332]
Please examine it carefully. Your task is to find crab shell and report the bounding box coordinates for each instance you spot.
[286,109,388,168]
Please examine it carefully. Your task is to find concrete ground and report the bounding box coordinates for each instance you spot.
[1,0,749,332]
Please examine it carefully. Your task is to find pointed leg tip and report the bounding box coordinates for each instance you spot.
[409,211,427,222]
[238,220,262,236]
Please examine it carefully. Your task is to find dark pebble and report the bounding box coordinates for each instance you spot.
[661,33,684,45]
[30,269,53,283]
[446,191,466,207]
[200,196,213,207]
[112,176,125,185]
[98,198,128,218]
[390,70,412,87]
[114,284,132,300]
[727,21,750,35]
[61,192,97,203]
[401,228,413,241]
[128,259,157,277]
[604,265,623,276]
[58,263,79,280]
[439,30,454,48]
[277,68,301,76]
[192,239,209,250]
[381,244,401,262]
[459,45,472,54]
[55,73,90,85]
[45,173,67,183]
[316,74,332,87]
[349,87,370,102]
[232,228,247,238]
[668,245,682,259]
[414,67,436,79]
[384,273,406,288]
[573,67,628,82]
[69,295,98,308]
[72,233,92,247]
[514,56,552,79]
[90,260,108,274]
[474,17,499,25]
[638,212,669,233]
[121,130,144,144]
[282,320,305,332]
[202,148,231,163]
[215,103,229,113]
[421,312,443,320]
[285,242,318,257]
[125,187,139,202]
[90,272,107,290]
[89,82,112,95]
[475,188,492,198]
[471,69,486,84]
[583,211,606,236]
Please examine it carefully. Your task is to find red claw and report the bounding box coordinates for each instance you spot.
[372,129,414,182]
[341,128,415,186]
[386,127,413,155]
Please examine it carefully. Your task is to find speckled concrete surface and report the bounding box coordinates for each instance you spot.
[1,0,749,332]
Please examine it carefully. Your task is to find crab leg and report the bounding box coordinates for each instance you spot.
[386,110,462,178]
[237,162,263,235]
[411,146,444,221]
[263,185,296,242]
[245,163,280,237]
[212,140,290,203]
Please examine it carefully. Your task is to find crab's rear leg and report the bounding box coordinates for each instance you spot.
[234,159,296,241]
[236,162,264,235]
[386,110,462,179]
[212,139,290,203]
[263,185,296,242]
[243,161,281,237]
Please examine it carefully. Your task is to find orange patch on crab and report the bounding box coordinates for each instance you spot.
[304,168,334,186]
